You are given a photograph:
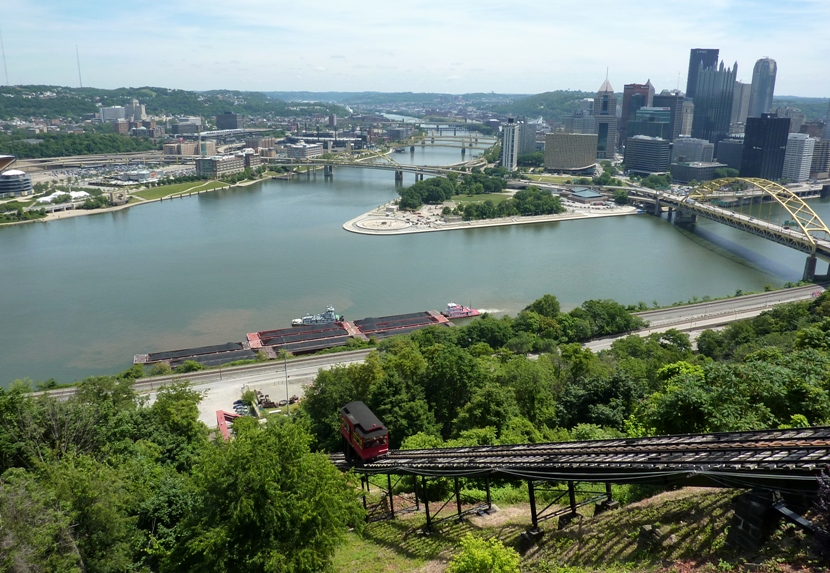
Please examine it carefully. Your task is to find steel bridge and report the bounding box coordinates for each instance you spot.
[629,178,830,280]
[334,427,830,539]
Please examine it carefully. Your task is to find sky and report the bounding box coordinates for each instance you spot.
[2,0,829,97]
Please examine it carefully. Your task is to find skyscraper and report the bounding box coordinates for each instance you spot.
[620,81,654,145]
[652,89,685,141]
[691,60,738,151]
[747,58,777,118]
[730,81,751,125]
[740,113,790,180]
[594,79,617,159]
[686,48,719,99]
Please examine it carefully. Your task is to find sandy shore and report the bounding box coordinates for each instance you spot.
[343,203,639,235]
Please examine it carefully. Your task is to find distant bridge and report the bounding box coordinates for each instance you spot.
[628,178,830,280]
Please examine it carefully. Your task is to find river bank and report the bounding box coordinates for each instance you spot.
[0,176,275,226]
[343,202,639,235]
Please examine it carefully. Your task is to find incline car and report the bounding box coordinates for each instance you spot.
[340,401,389,462]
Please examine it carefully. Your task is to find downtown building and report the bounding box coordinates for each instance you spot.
[624,136,670,174]
[627,107,672,140]
[782,133,815,183]
[716,135,744,171]
[686,48,720,99]
[594,79,617,159]
[811,139,830,179]
[502,119,520,171]
[691,60,738,153]
[544,132,597,174]
[652,90,686,142]
[619,81,654,146]
[740,113,790,180]
[747,58,777,118]
[671,137,715,163]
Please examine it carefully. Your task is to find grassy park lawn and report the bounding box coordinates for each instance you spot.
[450,192,512,206]
[133,180,226,201]
[526,173,578,184]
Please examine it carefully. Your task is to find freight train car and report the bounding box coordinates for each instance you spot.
[340,401,389,462]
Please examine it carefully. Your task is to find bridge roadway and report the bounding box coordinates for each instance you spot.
[630,187,830,264]
[340,426,830,492]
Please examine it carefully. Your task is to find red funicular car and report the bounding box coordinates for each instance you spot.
[340,401,389,461]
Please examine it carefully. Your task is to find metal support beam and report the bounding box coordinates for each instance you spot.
[568,480,577,516]
[362,475,369,512]
[485,476,492,510]
[528,480,538,529]
[388,474,395,517]
[422,476,432,533]
[454,478,463,521]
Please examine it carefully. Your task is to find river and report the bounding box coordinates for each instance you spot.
[1,144,826,386]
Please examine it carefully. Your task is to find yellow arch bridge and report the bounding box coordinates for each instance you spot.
[629,178,830,281]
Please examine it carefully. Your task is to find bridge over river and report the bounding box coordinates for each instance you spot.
[628,178,830,281]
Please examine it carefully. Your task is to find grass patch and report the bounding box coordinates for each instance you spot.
[527,174,578,184]
[133,180,226,200]
[332,487,816,573]
[450,192,512,206]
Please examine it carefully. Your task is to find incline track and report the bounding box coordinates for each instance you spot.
[334,427,830,491]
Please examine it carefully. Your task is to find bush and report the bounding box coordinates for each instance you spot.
[447,533,520,573]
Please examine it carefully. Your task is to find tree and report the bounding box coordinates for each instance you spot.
[447,533,520,573]
[165,420,364,573]
[523,294,561,318]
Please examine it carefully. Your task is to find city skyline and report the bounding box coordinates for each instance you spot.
[2,0,829,97]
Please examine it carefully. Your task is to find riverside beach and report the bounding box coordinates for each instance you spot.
[343,200,639,235]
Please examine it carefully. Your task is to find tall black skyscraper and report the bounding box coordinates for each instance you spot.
[691,60,737,151]
[686,48,719,99]
[740,113,790,180]
[747,57,777,118]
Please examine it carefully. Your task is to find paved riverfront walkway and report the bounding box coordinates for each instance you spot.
[343,202,638,235]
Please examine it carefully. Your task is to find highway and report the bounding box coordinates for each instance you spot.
[585,283,826,352]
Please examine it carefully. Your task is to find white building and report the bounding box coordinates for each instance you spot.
[501,120,520,171]
[286,142,324,159]
[782,133,815,183]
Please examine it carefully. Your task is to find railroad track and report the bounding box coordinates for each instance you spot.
[335,427,830,491]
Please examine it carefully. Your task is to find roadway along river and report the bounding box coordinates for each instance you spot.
[3,142,830,386]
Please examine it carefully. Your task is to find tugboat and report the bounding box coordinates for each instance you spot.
[292,306,342,327]
[441,302,480,319]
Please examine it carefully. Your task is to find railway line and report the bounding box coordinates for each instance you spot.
[338,427,830,492]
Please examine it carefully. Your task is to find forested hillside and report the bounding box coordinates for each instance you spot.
[484,90,595,122]
[0,85,348,120]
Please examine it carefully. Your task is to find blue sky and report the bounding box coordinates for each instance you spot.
[2,0,828,97]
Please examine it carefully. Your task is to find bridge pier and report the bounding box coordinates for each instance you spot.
[395,170,403,183]
[652,199,661,216]
[410,145,415,153]
[675,210,697,224]
[803,255,818,282]
[324,165,333,178]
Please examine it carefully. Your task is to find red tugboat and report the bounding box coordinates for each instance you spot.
[340,401,389,462]
[441,302,480,319]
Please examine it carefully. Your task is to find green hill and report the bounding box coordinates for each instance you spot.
[484,90,595,122]
[0,85,348,121]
